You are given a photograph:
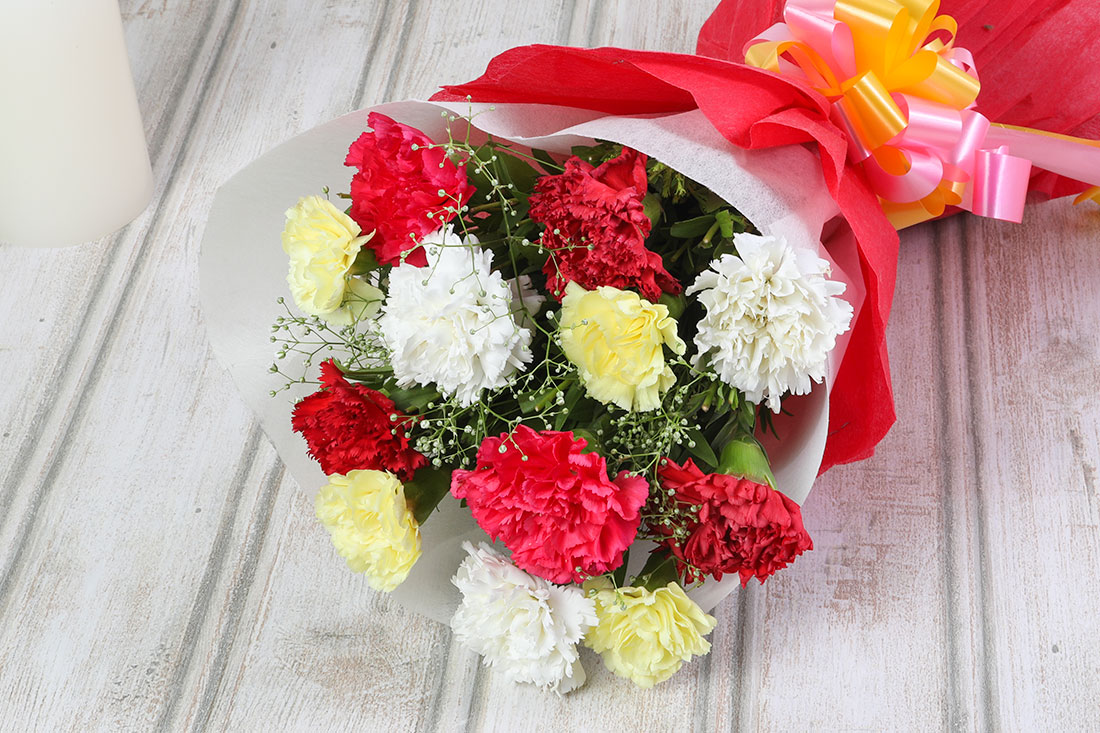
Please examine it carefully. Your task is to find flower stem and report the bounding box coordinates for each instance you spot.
[701,219,721,246]
[468,199,517,214]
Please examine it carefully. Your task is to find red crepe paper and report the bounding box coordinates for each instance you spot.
[696,0,784,63]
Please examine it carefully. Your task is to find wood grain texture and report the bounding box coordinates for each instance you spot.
[0,1,1097,730]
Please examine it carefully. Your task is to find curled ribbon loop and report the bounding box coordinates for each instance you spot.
[746,0,1100,228]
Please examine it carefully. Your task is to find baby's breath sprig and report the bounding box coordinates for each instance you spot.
[267,288,388,396]
[391,337,584,470]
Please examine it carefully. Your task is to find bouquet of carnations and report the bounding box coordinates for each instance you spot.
[272,105,853,691]
[202,0,1100,697]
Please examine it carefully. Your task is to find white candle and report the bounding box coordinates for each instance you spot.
[0,0,153,248]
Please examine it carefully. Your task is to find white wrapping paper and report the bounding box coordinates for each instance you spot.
[199,100,861,624]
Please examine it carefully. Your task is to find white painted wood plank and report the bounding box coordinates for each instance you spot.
[0,0,239,556]
[0,3,249,728]
[958,200,1100,731]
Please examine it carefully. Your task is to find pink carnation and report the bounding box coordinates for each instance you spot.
[345,112,473,267]
[451,426,649,583]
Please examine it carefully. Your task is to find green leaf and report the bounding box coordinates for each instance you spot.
[692,187,728,213]
[502,195,530,229]
[348,247,381,275]
[496,148,539,194]
[465,152,496,206]
[683,389,709,417]
[404,467,452,525]
[530,148,560,172]
[553,382,585,430]
[711,238,738,259]
[658,292,686,320]
[737,396,757,434]
[571,428,603,453]
[669,214,715,239]
[570,142,622,165]
[612,547,631,587]
[382,382,439,412]
[518,385,558,415]
[339,365,392,388]
[642,193,664,228]
[633,550,680,592]
[684,427,719,470]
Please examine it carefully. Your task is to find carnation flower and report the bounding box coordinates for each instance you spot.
[345,112,473,267]
[583,577,716,688]
[450,426,649,583]
[451,542,597,692]
[292,360,427,481]
[379,227,533,406]
[686,232,853,412]
[281,195,372,317]
[558,282,686,412]
[656,458,813,586]
[315,469,421,591]
[529,147,680,301]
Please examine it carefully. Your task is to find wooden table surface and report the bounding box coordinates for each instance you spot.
[2,1,1099,730]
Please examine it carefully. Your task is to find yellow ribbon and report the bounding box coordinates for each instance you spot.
[1077,187,1100,206]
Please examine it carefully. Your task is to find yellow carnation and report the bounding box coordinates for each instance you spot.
[282,194,372,317]
[314,469,421,592]
[583,578,716,688]
[558,282,686,411]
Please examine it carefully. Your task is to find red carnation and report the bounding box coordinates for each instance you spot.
[291,360,427,481]
[344,112,473,267]
[528,147,680,301]
[656,459,812,586]
[451,425,649,583]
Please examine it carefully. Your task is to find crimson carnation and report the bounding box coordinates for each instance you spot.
[344,112,473,267]
[656,459,812,586]
[291,360,427,481]
[450,425,649,583]
[528,147,680,301]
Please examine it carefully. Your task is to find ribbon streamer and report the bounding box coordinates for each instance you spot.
[745,0,1100,228]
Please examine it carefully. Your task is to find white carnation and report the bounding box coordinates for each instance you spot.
[451,542,597,693]
[379,226,533,406]
[687,232,853,412]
